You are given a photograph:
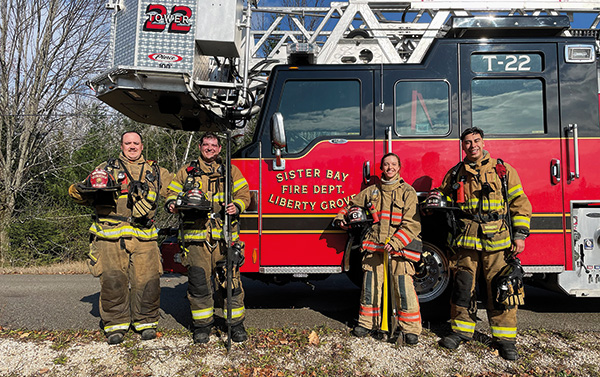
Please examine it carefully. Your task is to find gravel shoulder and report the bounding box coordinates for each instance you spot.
[1,325,599,377]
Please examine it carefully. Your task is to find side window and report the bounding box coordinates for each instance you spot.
[395,81,450,136]
[277,80,360,154]
[472,78,545,134]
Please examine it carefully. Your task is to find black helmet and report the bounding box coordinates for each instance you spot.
[421,191,456,211]
[346,206,371,229]
[175,188,212,212]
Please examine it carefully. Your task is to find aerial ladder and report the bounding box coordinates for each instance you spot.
[90,0,600,131]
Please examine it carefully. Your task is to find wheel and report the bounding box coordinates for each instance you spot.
[414,242,452,320]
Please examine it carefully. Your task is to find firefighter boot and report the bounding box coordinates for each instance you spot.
[495,340,518,361]
[141,328,156,341]
[404,333,419,345]
[231,323,248,343]
[193,325,212,344]
[439,333,469,350]
[351,325,370,338]
[107,331,124,345]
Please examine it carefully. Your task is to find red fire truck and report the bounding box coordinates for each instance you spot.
[91,0,600,305]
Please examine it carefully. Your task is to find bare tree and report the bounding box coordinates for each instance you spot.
[0,0,110,264]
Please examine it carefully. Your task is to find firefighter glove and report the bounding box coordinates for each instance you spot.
[132,198,153,218]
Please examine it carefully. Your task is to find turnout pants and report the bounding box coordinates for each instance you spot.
[358,252,422,335]
[450,248,517,342]
[184,242,245,328]
[89,237,162,334]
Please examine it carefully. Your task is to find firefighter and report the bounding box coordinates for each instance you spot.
[334,153,422,344]
[436,127,532,361]
[68,131,173,344]
[166,132,250,344]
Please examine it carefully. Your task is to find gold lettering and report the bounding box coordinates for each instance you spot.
[320,201,328,210]
[294,201,301,210]
[314,169,320,178]
[282,186,288,194]
[342,172,349,182]
[326,170,333,179]
[289,171,296,180]
[336,185,343,194]
[306,168,312,178]
[302,185,308,194]
[276,173,283,183]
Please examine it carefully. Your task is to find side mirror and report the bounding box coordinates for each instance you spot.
[270,112,286,170]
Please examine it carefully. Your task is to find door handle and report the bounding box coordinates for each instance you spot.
[550,158,561,185]
[363,160,371,185]
[566,124,580,181]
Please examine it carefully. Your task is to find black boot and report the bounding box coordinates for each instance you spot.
[107,331,124,345]
[141,328,156,340]
[231,323,248,343]
[439,333,469,350]
[351,326,371,338]
[495,340,518,361]
[193,325,212,344]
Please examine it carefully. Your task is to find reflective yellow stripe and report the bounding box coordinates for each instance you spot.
[133,322,158,331]
[192,307,214,320]
[168,181,183,192]
[512,215,530,229]
[233,199,246,213]
[455,235,511,251]
[507,185,524,201]
[181,229,208,242]
[223,306,245,319]
[233,178,248,193]
[97,218,121,225]
[210,229,239,241]
[166,195,178,202]
[147,191,157,202]
[458,198,504,211]
[105,323,130,333]
[90,223,158,240]
[491,326,517,339]
[451,319,475,334]
[213,193,225,202]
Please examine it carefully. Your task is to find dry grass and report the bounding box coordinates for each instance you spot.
[0,261,90,275]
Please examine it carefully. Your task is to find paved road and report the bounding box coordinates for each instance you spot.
[1,273,599,332]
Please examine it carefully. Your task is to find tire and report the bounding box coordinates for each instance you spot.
[414,241,452,320]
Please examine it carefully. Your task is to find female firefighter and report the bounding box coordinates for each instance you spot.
[334,153,422,344]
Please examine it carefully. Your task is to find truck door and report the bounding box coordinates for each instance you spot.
[458,43,565,268]
[257,66,375,276]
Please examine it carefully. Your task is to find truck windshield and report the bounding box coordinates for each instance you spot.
[277,80,361,153]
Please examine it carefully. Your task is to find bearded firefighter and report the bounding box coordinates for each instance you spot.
[166,132,250,344]
[436,127,532,360]
[69,131,173,344]
[334,153,422,345]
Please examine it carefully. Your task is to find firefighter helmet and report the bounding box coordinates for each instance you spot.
[346,206,371,229]
[175,188,212,212]
[421,191,456,211]
[77,168,120,193]
[494,257,525,307]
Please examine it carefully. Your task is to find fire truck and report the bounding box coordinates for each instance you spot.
[90,0,600,306]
